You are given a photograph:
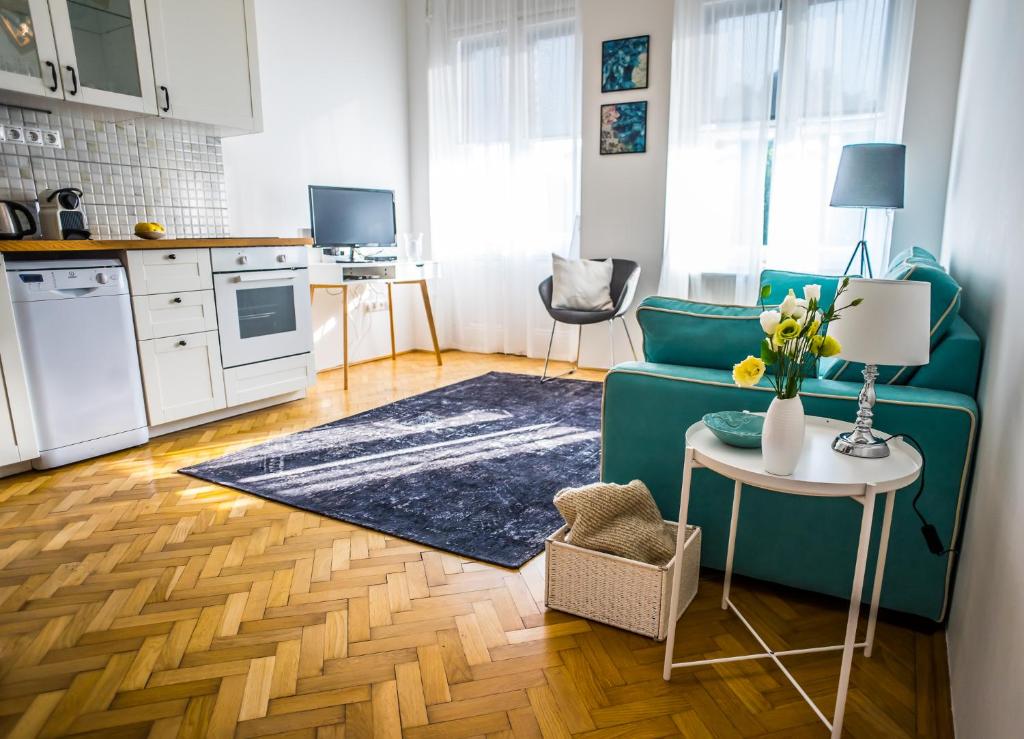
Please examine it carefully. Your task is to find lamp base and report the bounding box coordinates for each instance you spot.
[832,430,891,458]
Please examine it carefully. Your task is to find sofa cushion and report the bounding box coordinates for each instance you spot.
[822,249,963,385]
[888,245,940,267]
[637,296,765,371]
[758,270,846,311]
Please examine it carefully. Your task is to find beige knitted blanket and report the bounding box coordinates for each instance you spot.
[553,479,676,566]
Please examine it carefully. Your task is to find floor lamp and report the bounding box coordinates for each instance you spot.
[830,143,906,278]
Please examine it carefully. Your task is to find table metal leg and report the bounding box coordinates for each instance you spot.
[663,448,695,681]
[832,490,877,738]
[865,490,896,657]
[722,481,742,610]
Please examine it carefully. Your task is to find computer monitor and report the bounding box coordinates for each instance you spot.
[308,186,396,247]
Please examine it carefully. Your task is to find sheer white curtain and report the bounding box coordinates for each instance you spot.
[660,0,916,303]
[767,0,916,274]
[660,0,781,303]
[426,0,580,356]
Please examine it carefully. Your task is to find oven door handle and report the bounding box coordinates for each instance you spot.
[233,272,299,283]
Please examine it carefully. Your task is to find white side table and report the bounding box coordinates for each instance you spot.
[662,416,922,739]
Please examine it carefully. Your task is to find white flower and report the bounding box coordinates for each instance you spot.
[804,284,822,302]
[793,305,808,321]
[780,290,798,317]
[760,309,781,334]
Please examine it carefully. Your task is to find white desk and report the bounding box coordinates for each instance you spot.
[308,260,442,389]
[663,416,922,738]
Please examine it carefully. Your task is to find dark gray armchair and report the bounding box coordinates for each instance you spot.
[537,258,641,382]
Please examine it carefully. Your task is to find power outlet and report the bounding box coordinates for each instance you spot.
[363,298,388,314]
[24,127,43,146]
[41,129,62,148]
[3,125,24,144]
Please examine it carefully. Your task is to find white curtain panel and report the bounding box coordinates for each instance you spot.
[426,0,581,357]
[660,0,782,304]
[767,0,916,275]
[660,0,916,304]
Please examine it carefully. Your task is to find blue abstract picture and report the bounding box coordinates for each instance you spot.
[602,35,649,92]
[600,101,647,155]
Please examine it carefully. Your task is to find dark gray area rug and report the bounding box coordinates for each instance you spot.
[179,372,602,568]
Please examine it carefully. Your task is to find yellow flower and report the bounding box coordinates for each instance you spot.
[810,334,842,357]
[732,355,766,388]
[772,318,802,348]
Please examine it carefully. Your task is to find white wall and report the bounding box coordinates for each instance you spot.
[943,1,1024,736]
[223,0,417,370]
[578,0,675,369]
[892,0,970,258]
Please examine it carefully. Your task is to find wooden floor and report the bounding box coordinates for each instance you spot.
[0,351,954,738]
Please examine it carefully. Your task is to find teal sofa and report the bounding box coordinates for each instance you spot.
[601,249,979,621]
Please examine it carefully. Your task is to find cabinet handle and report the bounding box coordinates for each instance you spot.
[172,296,182,303]
[176,340,188,347]
[160,85,171,113]
[45,61,58,92]
[166,253,176,260]
[65,65,78,95]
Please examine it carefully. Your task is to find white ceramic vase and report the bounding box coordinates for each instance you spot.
[762,396,806,476]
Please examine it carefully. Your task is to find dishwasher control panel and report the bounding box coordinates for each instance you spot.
[7,260,127,301]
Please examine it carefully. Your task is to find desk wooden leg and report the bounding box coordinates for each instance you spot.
[418,279,442,366]
[342,284,349,390]
[387,282,396,360]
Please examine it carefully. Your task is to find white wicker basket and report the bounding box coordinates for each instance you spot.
[544,521,700,641]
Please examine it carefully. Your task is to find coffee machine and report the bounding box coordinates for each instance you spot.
[39,187,91,240]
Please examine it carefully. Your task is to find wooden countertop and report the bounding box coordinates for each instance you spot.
[0,238,313,252]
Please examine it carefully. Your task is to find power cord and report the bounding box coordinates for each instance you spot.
[880,433,954,556]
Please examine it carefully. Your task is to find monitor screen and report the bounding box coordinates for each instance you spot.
[309,186,396,246]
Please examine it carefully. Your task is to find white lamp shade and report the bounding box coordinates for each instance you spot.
[827,279,931,366]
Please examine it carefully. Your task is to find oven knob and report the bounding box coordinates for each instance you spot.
[238,255,248,265]
[276,254,287,263]
[96,273,109,284]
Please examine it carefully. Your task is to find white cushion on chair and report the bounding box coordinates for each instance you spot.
[551,254,614,311]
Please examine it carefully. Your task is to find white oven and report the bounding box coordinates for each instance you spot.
[212,246,313,369]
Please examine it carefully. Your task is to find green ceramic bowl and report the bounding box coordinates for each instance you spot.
[702,411,764,448]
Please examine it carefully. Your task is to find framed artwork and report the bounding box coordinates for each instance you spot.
[601,35,650,92]
[600,101,647,155]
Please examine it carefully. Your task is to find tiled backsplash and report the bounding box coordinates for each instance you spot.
[0,105,229,239]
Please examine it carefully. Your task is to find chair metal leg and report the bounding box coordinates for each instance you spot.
[621,317,638,361]
[541,321,579,383]
[608,320,616,368]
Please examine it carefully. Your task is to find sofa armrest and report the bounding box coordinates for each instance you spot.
[637,296,764,370]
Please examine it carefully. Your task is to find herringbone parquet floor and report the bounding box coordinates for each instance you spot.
[0,351,953,738]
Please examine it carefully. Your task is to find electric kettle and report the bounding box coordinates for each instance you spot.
[0,200,37,240]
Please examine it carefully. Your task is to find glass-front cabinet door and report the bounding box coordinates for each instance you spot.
[0,0,62,97]
[48,0,156,112]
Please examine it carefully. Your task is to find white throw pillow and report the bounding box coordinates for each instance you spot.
[551,254,614,311]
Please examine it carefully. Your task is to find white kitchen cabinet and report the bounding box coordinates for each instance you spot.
[0,255,38,465]
[145,0,261,131]
[138,330,226,426]
[132,289,217,340]
[125,248,212,295]
[0,0,63,100]
[224,353,314,408]
[47,0,157,113]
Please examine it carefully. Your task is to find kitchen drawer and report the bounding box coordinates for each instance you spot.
[133,290,218,340]
[224,353,314,407]
[138,330,226,426]
[125,248,212,295]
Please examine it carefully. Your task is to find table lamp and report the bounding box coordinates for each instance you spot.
[830,143,906,277]
[828,278,930,458]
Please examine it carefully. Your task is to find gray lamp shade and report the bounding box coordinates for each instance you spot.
[830,143,906,209]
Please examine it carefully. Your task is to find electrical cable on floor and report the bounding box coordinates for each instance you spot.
[881,433,954,556]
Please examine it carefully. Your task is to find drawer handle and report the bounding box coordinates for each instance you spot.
[166,253,177,260]
[176,340,188,347]
[172,296,182,303]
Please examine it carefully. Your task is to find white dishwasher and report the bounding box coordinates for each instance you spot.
[7,258,149,469]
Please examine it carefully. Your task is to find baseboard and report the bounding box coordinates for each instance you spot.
[314,348,442,373]
[148,389,308,437]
